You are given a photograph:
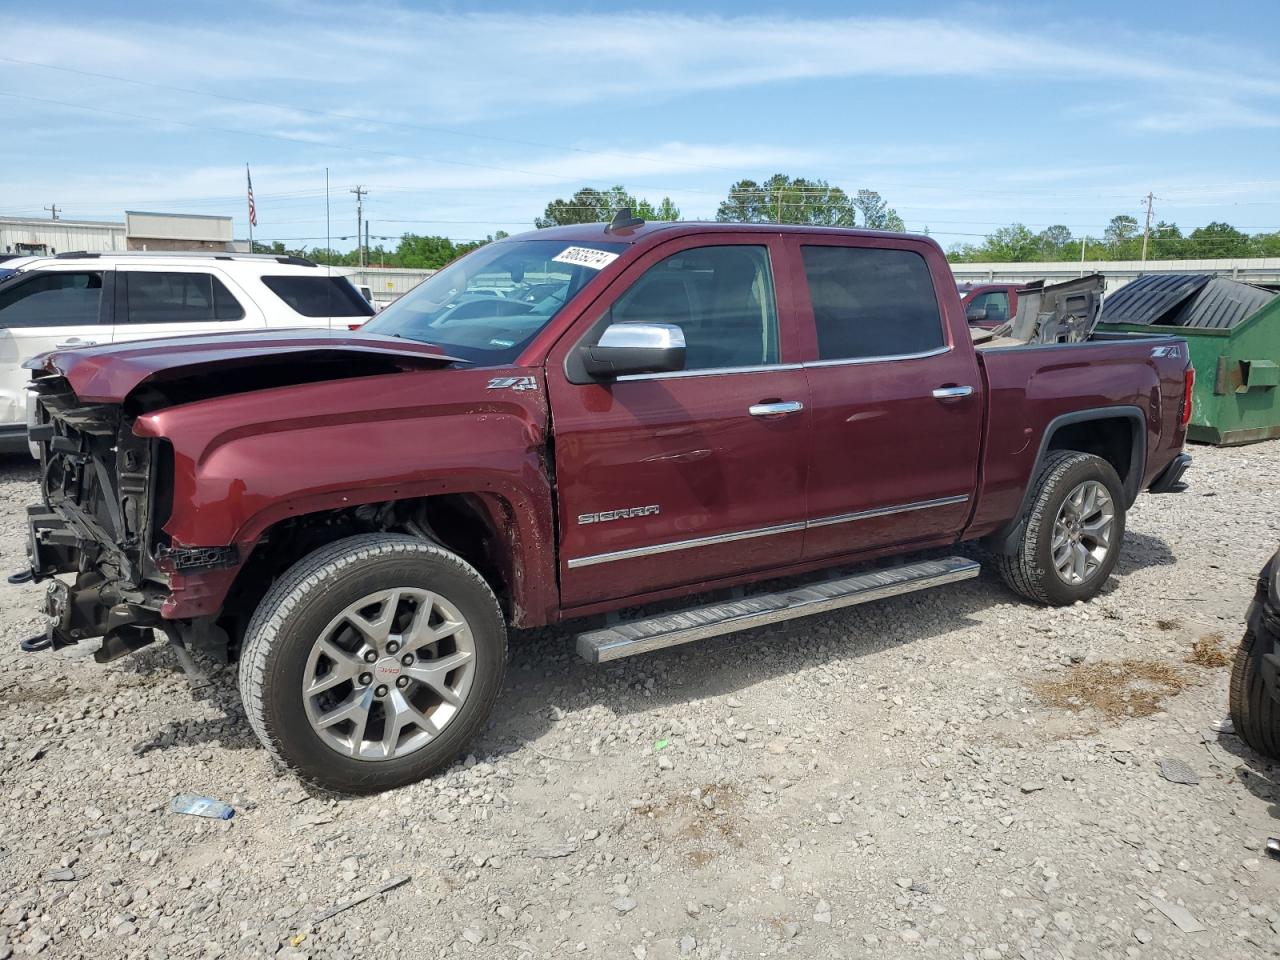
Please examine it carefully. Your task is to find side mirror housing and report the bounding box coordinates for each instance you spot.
[966,304,987,323]
[580,322,686,379]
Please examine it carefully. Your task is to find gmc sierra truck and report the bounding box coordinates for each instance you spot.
[18,216,1195,793]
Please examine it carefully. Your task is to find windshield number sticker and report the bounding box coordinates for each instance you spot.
[487,376,538,392]
[552,247,620,270]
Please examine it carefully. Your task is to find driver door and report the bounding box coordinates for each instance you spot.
[546,235,810,611]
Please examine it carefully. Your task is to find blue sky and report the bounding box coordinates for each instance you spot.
[4,0,1280,252]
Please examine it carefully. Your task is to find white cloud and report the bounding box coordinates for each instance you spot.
[2,9,1278,129]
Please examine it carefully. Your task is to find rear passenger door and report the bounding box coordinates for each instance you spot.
[111,268,264,344]
[788,237,983,561]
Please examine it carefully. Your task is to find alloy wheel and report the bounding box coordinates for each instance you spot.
[302,588,476,761]
[1051,480,1115,586]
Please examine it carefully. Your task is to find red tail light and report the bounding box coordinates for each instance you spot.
[1180,366,1195,427]
[347,322,365,331]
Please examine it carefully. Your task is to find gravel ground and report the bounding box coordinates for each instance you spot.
[2,442,1279,960]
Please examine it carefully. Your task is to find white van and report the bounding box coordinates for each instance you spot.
[0,251,375,452]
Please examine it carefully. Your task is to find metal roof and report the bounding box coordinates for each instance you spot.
[1170,276,1278,330]
[1098,274,1212,326]
[1099,272,1278,330]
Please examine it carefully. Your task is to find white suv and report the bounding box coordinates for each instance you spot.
[0,252,375,452]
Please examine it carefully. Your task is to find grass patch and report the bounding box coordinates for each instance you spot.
[1186,633,1231,669]
[1035,659,1192,720]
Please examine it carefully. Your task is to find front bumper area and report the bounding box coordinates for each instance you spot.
[23,500,166,654]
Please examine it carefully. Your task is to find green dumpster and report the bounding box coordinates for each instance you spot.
[1097,274,1280,445]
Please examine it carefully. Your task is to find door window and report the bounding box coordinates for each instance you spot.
[800,246,944,361]
[122,272,245,323]
[607,245,779,371]
[0,271,104,327]
[967,290,1009,323]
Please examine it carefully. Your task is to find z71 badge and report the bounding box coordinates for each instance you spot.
[578,505,660,525]
[487,376,538,391]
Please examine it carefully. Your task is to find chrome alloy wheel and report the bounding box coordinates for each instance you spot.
[302,588,476,761]
[1051,480,1115,586]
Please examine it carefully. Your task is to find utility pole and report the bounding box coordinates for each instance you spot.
[1140,191,1155,264]
[351,185,368,267]
[44,204,60,220]
[1080,234,1087,275]
[364,221,370,273]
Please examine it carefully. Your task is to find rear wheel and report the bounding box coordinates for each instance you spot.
[996,451,1126,606]
[238,533,507,794]
[1229,627,1280,761]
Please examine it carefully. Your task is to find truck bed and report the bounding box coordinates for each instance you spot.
[965,332,1191,542]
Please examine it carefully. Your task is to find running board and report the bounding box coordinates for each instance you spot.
[575,556,980,663]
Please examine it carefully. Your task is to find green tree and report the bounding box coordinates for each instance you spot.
[1249,231,1280,256]
[985,224,1041,261]
[1037,224,1073,259]
[536,186,679,227]
[640,196,681,221]
[536,187,609,227]
[1148,221,1184,260]
[716,174,856,226]
[394,234,461,269]
[1186,221,1248,258]
[1104,215,1139,244]
[852,190,905,231]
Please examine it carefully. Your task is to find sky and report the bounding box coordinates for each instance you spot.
[3,0,1280,253]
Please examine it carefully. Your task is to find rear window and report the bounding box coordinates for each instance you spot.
[800,246,945,361]
[262,275,375,318]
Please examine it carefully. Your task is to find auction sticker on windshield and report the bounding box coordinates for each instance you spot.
[552,247,620,270]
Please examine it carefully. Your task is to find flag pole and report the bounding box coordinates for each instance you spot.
[246,163,254,253]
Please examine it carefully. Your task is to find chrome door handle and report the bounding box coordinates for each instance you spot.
[749,400,804,417]
[54,339,97,348]
[932,385,974,400]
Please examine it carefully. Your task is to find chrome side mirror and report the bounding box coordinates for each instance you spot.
[580,322,686,379]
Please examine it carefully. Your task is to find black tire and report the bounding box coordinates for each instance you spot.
[995,451,1126,606]
[1229,627,1280,761]
[238,533,507,794]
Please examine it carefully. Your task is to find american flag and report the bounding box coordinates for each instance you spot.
[246,164,257,228]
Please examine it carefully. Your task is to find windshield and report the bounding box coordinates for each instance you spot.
[362,238,627,362]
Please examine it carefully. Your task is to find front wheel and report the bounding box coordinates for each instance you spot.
[238,533,507,794]
[996,451,1126,606]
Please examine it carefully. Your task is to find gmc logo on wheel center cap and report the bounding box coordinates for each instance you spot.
[373,659,402,681]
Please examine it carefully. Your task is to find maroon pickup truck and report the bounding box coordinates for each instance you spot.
[19,217,1194,793]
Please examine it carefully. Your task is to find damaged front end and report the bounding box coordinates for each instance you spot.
[20,375,178,661]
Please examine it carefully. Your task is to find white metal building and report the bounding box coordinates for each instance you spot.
[952,257,1280,293]
[0,216,125,256]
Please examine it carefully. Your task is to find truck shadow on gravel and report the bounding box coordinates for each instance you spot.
[116,537,1178,779]
[1112,530,1177,575]
[120,647,257,757]
[484,536,1178,759]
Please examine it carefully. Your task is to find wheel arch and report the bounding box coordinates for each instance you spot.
[214,490,550,652]
[988,405,1144,555]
